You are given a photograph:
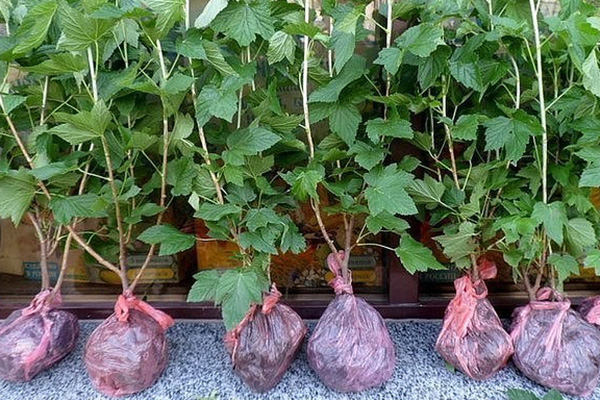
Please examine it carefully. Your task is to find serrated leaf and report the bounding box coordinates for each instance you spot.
[280,165,325,202]
[396,235,445,274]
[364,164,417,216]
[567,218,596,248]
[309,56,366,103]
[267,30,295,64]
[331,30,354,72]
[374,47,402,75]
[195,0,228,28]
[548,253,579,288]
[202,39,237,76]
[579,164,600,187]
[244,208,278,231]
[452,114,480,141]
[49,124,99,145]
[13,0,58,55]
[137,224,196,256]
[217,268,267,330]
[584,249,600,275]
[177,29,207,59]
[58,2,115,50]
[24,53,88,75]
[238,229,278,254]
[50,194,107,224]
[195,203,242,221]
[195,84,238,127]
[0,170,36,225]
[366,211,409,235]
[532,202,567,245]
[349,141,386,170]
[366,118,413,143]
[434,222,477,266]
[211,0,274,46]
[395,22,444,57]
[583,50,600,98]
[407,175,445,207]
[188,270,221,302]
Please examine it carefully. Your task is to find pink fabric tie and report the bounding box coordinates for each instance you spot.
[327,251,353,295]
[115,291,174,331]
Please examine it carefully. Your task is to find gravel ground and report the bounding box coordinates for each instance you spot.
[0,320,596,400]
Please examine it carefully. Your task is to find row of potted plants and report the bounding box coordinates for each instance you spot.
[1,0,600,397]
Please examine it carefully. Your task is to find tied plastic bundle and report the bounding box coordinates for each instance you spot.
[224,284,306,392]
[0,289,78,381]
[579,295,600,326]
[307,251,395,392]
[84,291,174,397]
[435,259,513,380]
[511,288,600,397]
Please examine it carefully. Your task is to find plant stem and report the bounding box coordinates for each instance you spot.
[384,0,393,119]
[28,211,50,289]
[302,0,315,159]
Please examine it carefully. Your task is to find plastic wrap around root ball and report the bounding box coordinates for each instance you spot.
[511,288,600,397]
[307,252,395,392]
[0,290,78,382]
[84,292,174,397]
[435,260,513,380]
[224,285,306,393]
[579,295,600,326]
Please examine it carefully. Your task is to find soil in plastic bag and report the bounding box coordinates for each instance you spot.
[579,295,600,326]
[84,291,174,397]
[224,284,306,393]
[307,252,396,392]
[511,288,600,397]
[436,259,513,380]
[0,289,79,382]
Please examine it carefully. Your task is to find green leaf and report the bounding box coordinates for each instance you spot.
[202,39,238,76]
[450,61,483,92]
[364,164,417,216]
[548,253,579,288]
[434,222,477,266]
[374,47,402,75]
[267,30,295,64]
[452,114,480,141]
[396,235,445,274]
[328,102,361,146]
[172,113,194,141]
[395,23,444,57]
[579,164,600,187]
[124,203,165,225]
[145,0,185,36]
[176,29,207,59]
[217,268,267,330]
[244,208,278,231]
[484,112,542,161]
[567,218,596,248]
[543,390,564,400]
[584,249,600,275]
[366,211,410,235]
[188,270,221,302]
[582,50,600,97]
[279,217,306,254]
[211,0,274,46]
[224,127,280,165]
[195,0,228,28]
[50,194,107,224]
[137,224,196,256]
[58,2,115,50]
[30,162,77,180]
[24,53,88,75]
[331,30,355,73]
[238,229,278,254]
[532,202,568,245]
[195,203,242,221]
[13,0,58,55]
[365,118,413,143]
[349,141,386,170]
[280,165,325,202]
[0,170,36,225]
[417,46,450,90]
[49,124,99,145]
[407,175,445,207]
[195,84,238,127]
[309,56,366,103]
[0,95,26,115]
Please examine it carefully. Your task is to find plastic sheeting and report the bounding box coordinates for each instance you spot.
[224,285,306,392]
[579,295,600,326]
[307,251,395,392]
[0,290,79,382]
[511,288,600,397]
[84,292,174,397]
[436,259,513,380]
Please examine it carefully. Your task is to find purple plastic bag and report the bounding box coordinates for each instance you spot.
[579,295,600,326]
[511,288,600,397]
[224,285,306,393]
[84,292,174,397]
[0,289,78,382]
[436,260,513,380]
[307,252,395,392]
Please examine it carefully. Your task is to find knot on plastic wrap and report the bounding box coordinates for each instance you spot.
[262,284,281,315]
[115,291,174,331]
[22,289,62,317]
[327,251,353,295]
